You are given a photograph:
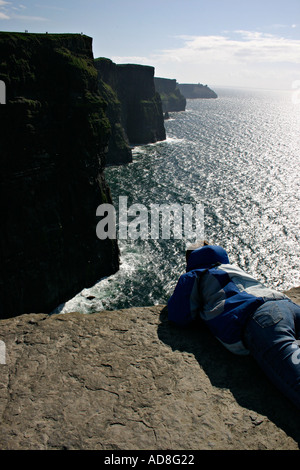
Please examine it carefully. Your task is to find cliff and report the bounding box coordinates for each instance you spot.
[178,83,218,99]
[94,58,132,165]
[0,287,299,450]
[0,32,120,319]
[95,58,166,158]
[154,77,186,113]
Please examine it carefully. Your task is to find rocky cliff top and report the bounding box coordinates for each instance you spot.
[0,288,299,450]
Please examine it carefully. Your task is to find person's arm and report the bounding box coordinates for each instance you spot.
[168,271,202,326]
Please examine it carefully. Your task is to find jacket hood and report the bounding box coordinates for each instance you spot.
[186,245,230,271]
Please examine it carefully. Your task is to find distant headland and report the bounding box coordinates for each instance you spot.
[177,83,218,99]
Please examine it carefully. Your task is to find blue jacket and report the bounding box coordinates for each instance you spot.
[168,245,287,355]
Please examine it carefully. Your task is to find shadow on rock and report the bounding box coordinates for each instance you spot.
[157,306,300,447]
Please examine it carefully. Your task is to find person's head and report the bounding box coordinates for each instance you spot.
[185,240,210,263]
[185,241,230,271]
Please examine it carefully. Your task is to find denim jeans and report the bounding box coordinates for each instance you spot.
[244,299,300,410]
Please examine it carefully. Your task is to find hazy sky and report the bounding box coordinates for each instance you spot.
[0,0,299,90]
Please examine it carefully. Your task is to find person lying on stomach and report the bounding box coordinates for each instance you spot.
[168,241,300,410]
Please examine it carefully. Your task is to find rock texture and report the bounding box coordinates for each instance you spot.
[0,32,119,319]
[154,78,186,113]
[178,83,218,99]
[95,58,166,163]
[0,288,299,450]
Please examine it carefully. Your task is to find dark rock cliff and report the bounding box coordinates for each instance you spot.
[94,58,132,166]
[0,32,120,319]
[178,83,218,99]
[154,77,186,113]
[95,58,166,160]
[117,63,166,145]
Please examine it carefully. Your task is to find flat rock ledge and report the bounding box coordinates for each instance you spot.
[0,288,300,450]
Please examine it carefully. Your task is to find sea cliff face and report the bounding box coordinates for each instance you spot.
[0,32,120,319]
[95,58,166,162]
[154,77,186,113]
[117,64,166,144]
[95,58,132,165]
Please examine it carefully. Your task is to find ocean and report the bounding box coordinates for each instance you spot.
[55,87,300,314]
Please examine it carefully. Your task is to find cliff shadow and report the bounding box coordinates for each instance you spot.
[157,306,300,447]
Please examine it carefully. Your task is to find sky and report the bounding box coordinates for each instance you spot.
[0,0,300,90]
